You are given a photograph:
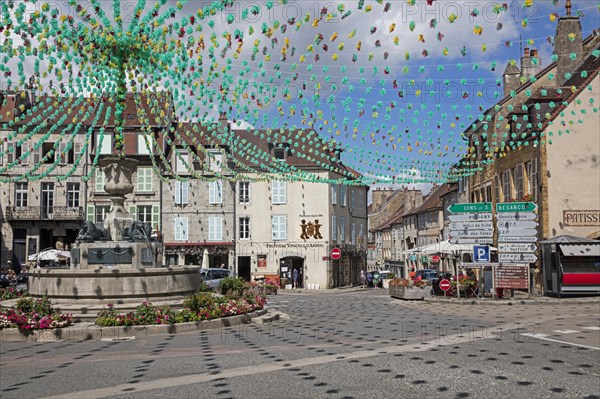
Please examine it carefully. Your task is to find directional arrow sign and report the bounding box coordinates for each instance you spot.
[496,212,537,221]
[449,222,494,231]
[496,202,538,213]
[448,202,492,213]
[497,228,537,236]
[449,213,493,222]
[499,243,538,253]
[449,238,493,245]
[499,253,538,263]
[498,236,537,243]
[496,221,539,229]
[449,230,494,238]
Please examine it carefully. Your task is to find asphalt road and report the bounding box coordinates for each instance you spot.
[1,291,599,399]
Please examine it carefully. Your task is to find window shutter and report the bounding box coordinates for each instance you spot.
[0,143,3,165]
[22,142,29,164]
[331,215,337,241]
[331,185,337,204]
[86,205,95,222]
[74,142,82,164]
[175,181,181,204]
[58,142,65,164]
[182,217,188,240]
[182,181,189,204]
[7,143,13,164]
[174,217,181,241]
[152,205,160,229]
[216,181,222,203]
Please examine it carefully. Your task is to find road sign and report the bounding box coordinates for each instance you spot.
[494,265,528,289]
[330,247,341,260]
[499,253,538,263]
[449,238,493,245]
[439,279,451,292]
[449,222,494,231]
[496,202,538,213]
[448,213,493,222]
[497,228,537,236]
[497,236,537,243]
[498,243,538,253]
[496,212,537,221]
[449,230,494,238]
[459,262,500,268]
[448,202,492,213]
[496,221,539,229]
[474,245,490,262]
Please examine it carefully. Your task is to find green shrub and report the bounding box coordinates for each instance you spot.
[183,292,214,313]
[197,282,214,293]
[218,276,246,296]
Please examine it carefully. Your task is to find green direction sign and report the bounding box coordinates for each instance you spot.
[496,202,538,213]
[448,202,492,213]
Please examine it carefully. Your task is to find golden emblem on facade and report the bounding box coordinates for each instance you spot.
[300,219,323,239]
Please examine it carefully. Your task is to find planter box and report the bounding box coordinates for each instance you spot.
[250,286,278,295]
[382,279,392,289]
[389,285,432,300]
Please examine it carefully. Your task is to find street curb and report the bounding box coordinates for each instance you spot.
[0,309,269,343]
[424,297,600,306]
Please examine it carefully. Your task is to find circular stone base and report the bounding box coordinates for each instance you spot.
[28,267,201,302]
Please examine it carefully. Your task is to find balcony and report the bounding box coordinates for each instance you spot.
[6,206,84,221]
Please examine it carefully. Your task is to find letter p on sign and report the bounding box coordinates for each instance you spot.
[473,245,490,262]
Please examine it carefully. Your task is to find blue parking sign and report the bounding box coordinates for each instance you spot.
[473,245,490,262]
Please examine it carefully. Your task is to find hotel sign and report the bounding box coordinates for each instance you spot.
[563,210,600,226]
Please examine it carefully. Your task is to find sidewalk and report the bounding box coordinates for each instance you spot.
[425,291,600,306]
[279,285,367,294]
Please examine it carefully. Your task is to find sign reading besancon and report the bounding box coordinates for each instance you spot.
[496,202,537,213]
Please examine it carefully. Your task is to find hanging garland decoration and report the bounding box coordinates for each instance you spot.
[1,0,598,185]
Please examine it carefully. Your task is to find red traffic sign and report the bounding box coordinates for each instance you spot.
[330,247,341,260]
[439,279,451,292]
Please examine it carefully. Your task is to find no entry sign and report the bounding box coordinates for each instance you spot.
[439,279,451,292]
[330,247,341,260]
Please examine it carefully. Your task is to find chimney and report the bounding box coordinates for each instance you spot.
[502,60,521,97]
[554,1,582,85]
[521,47,542,83]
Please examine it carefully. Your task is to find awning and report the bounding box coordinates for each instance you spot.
[559,244,600,257]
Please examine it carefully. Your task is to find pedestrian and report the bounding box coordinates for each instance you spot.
[409,267,416,279]
[292,268,299,289]
[373,271,380,289]
[360,270,366,288]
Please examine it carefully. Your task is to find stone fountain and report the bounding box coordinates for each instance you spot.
[28,157,200,305]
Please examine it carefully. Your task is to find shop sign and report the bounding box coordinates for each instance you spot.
[494,265,528,289]
[563,210,600,226]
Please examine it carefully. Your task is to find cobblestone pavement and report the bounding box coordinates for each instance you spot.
[1,291,599,399]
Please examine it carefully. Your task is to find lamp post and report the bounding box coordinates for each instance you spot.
[452,248,461,299]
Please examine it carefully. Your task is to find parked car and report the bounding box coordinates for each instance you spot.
[413,269,438,282]
[199,268,231,289]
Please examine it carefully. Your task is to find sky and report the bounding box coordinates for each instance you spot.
[1,0,599,188]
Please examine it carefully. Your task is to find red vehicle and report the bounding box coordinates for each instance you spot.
[541,238,600,297]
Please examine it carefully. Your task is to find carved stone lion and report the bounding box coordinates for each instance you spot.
[76,220,108,242]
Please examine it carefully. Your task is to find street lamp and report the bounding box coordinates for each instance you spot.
[451,248,461,299]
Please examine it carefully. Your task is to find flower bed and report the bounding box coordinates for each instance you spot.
[95,291,267,327]
[248,282,278,295]
[0,287,27,301]
[0,297,73,332]
[388,278,432,300]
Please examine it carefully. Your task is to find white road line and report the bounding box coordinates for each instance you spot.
[582,326,600,331]
[521,332,600,351]
[552,329,579,334]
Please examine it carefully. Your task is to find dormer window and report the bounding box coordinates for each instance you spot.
[274,147,286,160]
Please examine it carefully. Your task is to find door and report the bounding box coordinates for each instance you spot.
[41,182,54,219]
[238,256,251,281]
[12,228,26,273]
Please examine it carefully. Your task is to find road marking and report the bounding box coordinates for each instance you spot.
[40,323,520,399]
[582,326,600,331]
[552,329,579,334]
[521,332,600,351]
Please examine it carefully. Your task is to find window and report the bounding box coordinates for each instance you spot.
[41,142,57,164]
[274,147,286,160]
[67,182,80,207]
[137,205,152,224]
[271,215,287,240]
[494,175,501,203]
[136,167,153,192]
[350,189,356,209]
[239,181,250,204]
[96,132,112,154]
[175,148,189,173]
[138,132,154,155]
[174,217,188,241]
[207,149,223,172]
[95,169,106,192]
[358,190,363,209]
[359,223,364,244]
[502,170,511,202]
[339,216,346,242]
[208,217,223,241]
[331,185,337,205]
[239,217,250,240]
[15,182,28,207]
[351,222,356,245]
[331,215,337,241]
[340,185,347,207]
[95,205,111,224]
[209,180,223,204]
[174,181,189,205]
[526,158,538,201]
[515,164,524,200]
[271,181,286,204]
